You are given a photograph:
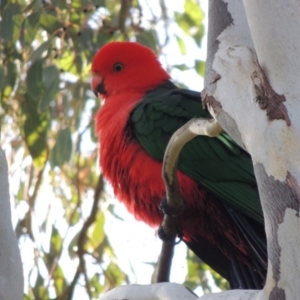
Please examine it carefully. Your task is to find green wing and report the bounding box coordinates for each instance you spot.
[129,81,263,223]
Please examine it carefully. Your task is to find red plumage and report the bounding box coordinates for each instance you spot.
[93,42,247,255]
[96,94,217,238]
[95,90,245,249]
[91,42,269,289]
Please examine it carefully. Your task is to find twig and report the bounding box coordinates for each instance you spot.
[24,155,48,240]
[156,242,175,283]
[159,0,170,48]
[118,0,132,40]
[41,177,84,300]
[65,174,104,300]
[156,118,222,282]
[163,118,221,216]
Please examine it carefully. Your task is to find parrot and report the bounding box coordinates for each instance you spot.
[91,41,267,289]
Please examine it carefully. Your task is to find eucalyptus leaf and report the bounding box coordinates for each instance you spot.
[0,67,5,90]
[22,95,49,168]
[176,36,186,55]
[94,0,106,7]
[71,0,89,9]
[0,4,19,41]
[2,61,17,97]
[50,127,72,168]
[51,226,63,253]
[26,58,45,101]
[90,211,105,249]
[136,30,158,53]
[40,13,63,34]
[29,40,51,62]
[53,265,67,295]
[39,65,60,110]
[39,76,59,111]
[195,60,206,77]
[21,11,41,46]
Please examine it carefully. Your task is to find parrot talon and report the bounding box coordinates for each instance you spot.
[158,225,183,245]
[159,196,185,216]
[159,196,172,215]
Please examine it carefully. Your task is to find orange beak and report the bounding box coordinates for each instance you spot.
[91,75,106,97]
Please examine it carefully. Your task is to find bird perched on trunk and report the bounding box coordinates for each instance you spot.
[91,41,267,289]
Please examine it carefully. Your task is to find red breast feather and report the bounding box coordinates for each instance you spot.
[93,42,248,258]
[95,92,247,258]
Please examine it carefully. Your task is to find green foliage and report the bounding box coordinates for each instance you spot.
[195,60,206,77]
[50,127,72,167]
[175,0,205,46]
[0,0,215,299]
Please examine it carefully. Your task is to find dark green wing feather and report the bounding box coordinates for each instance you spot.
[129,81,263,223]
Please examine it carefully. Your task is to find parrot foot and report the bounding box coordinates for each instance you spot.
[158,196,184,244]
[158,224,183,245]
[159,196,185,216]
[159,196,172,215]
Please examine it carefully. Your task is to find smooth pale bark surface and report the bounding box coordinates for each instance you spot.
[98,283,198,300]
[243,0,300,180]
[0,148,23,300]
[205,0,300,299]
[98,283,263,300]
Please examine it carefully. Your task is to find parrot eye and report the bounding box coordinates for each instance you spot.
[113,62,123,72]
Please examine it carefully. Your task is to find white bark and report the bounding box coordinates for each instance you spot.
[205,0,300,299]
[0,148,24,300]
[98,283,198,300]
[98,283,263,300]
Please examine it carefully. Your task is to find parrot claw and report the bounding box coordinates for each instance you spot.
[158,224,183,245]
[158,196,185,216]
[158,196,184,244]
[158,196,172,215]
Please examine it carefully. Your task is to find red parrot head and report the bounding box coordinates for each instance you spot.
[91,42,170,98]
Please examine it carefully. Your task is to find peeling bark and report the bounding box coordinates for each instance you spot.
[202,94,246,150]
[255,164,299,286]
[201,0,300,299]
[254,165,300,299]
[205,0,233,92]
[269,287,285,300]
[203,0,255,148]
[251,62,291,126]
[202,95,222,112]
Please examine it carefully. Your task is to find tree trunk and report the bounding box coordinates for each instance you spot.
[202,0,300,299]
[0,148,24,300]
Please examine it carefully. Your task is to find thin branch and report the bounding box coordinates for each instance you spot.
[24,155,48,240]
[77,174,104,247]
[163,118,221,215]
[155,242,175,283]
[156,118,222,282]
[118,0,132,40]
[159,0,170,48]
[41,180,84,300]
[64,174,104,300]
[57,268,81,300]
